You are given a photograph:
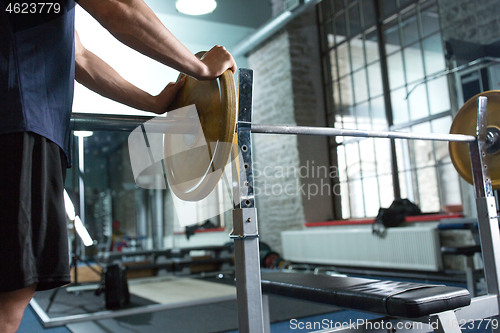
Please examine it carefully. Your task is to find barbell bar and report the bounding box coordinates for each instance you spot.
[71,114,475,143]
[71,65,500,200]
[247,123,475,142]
[71,113,195,134]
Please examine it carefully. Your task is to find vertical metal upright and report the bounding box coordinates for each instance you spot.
[469,96,500,332]
[231,69,265,333]
[77,135,86,260]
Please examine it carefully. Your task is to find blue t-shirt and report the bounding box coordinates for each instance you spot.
[0,0,75,166]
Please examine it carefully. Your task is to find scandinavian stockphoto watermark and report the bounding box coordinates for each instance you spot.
[252,161,341,200]
[127,105,341,226]
[128,105,242,227]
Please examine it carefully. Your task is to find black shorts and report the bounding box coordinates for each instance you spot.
[0,132,71,293]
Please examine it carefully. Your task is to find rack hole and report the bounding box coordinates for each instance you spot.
[242,145,248,152]
[245,199,251,206]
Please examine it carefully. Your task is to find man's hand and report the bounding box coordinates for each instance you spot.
[198,46,237,80]
[151,77,186,114]
[77,0,237,81]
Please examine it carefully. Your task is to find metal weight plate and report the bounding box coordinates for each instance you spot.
[164,52,237,201]
[449,90,500,189]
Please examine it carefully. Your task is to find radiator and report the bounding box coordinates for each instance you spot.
[281,224,443,271]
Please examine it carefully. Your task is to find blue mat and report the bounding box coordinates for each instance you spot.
[224,309,495,333]
[21,302,495,333]
[18,306,70,333]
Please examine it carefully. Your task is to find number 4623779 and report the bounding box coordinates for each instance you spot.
[5,2,61,14]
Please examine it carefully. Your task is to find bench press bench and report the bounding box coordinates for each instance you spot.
[260,271,472,332]
[226,72,500,332]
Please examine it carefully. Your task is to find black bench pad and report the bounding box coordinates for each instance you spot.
[261,272,471,318]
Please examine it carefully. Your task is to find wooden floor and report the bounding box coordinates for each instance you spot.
[128,276,236,304]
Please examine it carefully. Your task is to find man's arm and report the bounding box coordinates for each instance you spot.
[75,0,237,80]
[75,30,185,114]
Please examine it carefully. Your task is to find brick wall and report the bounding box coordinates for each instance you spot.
[288,8,334,224]
[439,0,500,45]
[247,5,333,253]
[249,32,306,253]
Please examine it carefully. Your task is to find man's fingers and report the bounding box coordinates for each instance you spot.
[201,45,237,79]
[165,77,185,92]
[229,60,238,74]
[174,76,186,88]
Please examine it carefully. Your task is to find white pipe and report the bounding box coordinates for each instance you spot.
[232,0,322,57]
[249,123,476,142]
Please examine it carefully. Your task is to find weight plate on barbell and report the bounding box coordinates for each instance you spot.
[449,90,500,189]
[164,52,237,201]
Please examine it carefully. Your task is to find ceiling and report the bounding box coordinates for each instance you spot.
[144,0,273,29]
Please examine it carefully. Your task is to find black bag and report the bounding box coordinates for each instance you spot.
[373,199,421,236]
[103,263,130,310]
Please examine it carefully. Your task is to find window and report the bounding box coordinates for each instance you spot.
[319,0,459,218]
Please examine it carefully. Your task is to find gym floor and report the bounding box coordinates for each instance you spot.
[19,273,495,333]
[18,303,495,333]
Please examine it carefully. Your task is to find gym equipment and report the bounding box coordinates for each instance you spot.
[159,68,475,204]
[33,68,500,333]
[450,90,500,189]
[259,242,288,269]
[97,263,130,310]
[164,52,237,201]
[99,244,234,274]
[227,71,493,333]
[261,272,470,318]
[441,245,483,297]
[212,70,498,333]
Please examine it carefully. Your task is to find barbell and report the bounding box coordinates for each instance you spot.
[163,59,494,201]
[449,90,500,189]
[164,52,237,201]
